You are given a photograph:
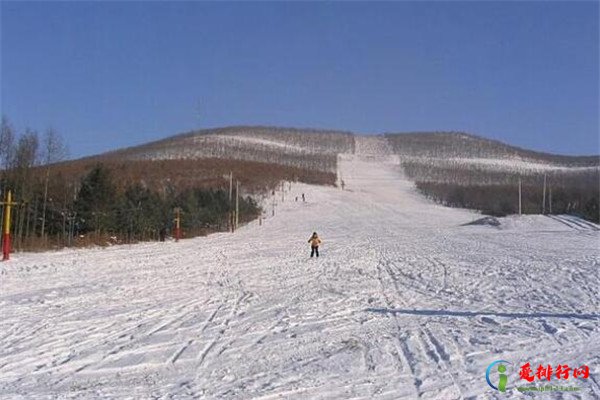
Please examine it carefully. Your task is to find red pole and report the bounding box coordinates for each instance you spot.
[2,191,13,261]
[2,233,10,261]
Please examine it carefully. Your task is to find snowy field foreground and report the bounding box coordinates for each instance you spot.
[1,153,599,399]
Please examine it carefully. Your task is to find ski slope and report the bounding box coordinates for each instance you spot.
[1,146,599,399]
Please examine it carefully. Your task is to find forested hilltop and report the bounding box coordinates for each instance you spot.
[384,132,598,222]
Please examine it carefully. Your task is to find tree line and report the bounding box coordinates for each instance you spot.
[0,116,69,250]
[0,116,262,251]
[70,164,260,245]
[392,138,599,223]
[416,182,598,222]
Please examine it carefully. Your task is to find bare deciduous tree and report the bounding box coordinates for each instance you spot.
[0,116,15,174]
[40,128,68,238]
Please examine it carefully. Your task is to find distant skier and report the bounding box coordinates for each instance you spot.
[308,232,322,258]
[159,227,167,242]
[302,193,305,202]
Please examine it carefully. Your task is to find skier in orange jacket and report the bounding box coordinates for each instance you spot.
[308,232,322,258]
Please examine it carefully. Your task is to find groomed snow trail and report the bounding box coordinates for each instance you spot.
[2,143,599,399]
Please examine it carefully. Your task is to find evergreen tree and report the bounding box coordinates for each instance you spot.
[74,165,117,234]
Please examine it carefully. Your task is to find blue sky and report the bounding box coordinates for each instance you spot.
[1,1,598,157]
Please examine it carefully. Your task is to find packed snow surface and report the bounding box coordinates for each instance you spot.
[1,149,599,399]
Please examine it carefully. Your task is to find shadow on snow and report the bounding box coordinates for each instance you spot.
[365,307,600,320]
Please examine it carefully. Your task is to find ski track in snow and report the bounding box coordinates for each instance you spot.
[1,139,599,399]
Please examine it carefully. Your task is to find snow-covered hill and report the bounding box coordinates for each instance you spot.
[103,126,356,173]
[1,142,598,399]
[92,126,598,178]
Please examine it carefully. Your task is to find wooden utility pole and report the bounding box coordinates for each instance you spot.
[41,169,50,240]
[174,207,181,242]
[235,180,240,230]
[32,197,40,239]
[25,200,32,240]
[518,178,522,215]
[542,174,547,214]
[229,171,233,232]
[549,186,552,214]
[66,210,76,247]
[229,171,233,204]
